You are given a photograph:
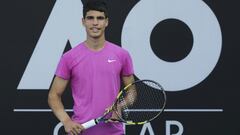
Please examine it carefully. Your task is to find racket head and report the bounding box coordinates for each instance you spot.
[112,79,167,125]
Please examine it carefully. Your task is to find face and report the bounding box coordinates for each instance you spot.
[82,10,108,39]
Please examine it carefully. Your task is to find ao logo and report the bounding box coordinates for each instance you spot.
[18,0,221,92]
[122,0,222,91]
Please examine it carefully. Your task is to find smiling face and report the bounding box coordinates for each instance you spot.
[82,10,109,39]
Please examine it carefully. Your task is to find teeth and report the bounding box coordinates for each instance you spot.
[92,28,99,32]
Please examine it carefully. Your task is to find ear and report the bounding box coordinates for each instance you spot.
[82,18,86,27]
[105,18,109,27]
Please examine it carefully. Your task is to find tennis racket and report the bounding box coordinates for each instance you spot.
[82,79,167,129]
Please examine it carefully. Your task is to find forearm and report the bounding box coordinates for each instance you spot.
[48,93,71,123]
[122,75,136,105]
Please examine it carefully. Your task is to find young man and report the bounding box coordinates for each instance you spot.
[48,1,134,135]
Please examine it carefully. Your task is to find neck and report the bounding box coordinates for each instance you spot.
[85,36,106,51]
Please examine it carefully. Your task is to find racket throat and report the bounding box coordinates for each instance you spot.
[95,117,103,123]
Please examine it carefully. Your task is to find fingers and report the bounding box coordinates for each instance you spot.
[104,106,112,114]
[107,118,119,123]
[68,127,82,135]
[72,126,80,134]
[74,124,84,134]
[107,111,121,123]
[65,122,84,135]
[69,128,80,135]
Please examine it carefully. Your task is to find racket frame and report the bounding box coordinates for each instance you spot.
[82,79,167,129]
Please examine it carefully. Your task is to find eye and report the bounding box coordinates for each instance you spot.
[97,16,105,20]
[86,16,94,20]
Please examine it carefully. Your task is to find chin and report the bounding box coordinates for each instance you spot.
[90,33,102,38]
[90,35,99,38]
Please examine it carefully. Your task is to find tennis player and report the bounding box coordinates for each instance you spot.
[48,0,135,135]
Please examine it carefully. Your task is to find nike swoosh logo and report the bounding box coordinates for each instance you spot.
[107,59,116,63]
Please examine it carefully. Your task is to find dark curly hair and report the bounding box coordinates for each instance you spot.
[83,0,108,18]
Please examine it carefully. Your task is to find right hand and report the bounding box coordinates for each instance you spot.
[63,119,85,135]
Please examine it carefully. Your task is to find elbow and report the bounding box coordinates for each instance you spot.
[48,92,56,107]
[47,92,52,107]
[48,91,61,107]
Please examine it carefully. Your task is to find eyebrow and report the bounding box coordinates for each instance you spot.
[85,16,106,20]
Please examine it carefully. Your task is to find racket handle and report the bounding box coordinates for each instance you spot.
[82,119,97,129]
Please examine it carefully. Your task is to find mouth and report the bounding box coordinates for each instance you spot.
[90,27,101,33]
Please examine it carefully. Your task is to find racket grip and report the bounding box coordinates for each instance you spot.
[82,119,97,129]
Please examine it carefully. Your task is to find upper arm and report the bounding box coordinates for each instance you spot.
[49,76,69,96]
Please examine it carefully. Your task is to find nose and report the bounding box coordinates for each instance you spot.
[92,18,99,25]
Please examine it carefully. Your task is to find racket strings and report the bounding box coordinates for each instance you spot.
[113,89,135,120]
[119,80,166,123]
